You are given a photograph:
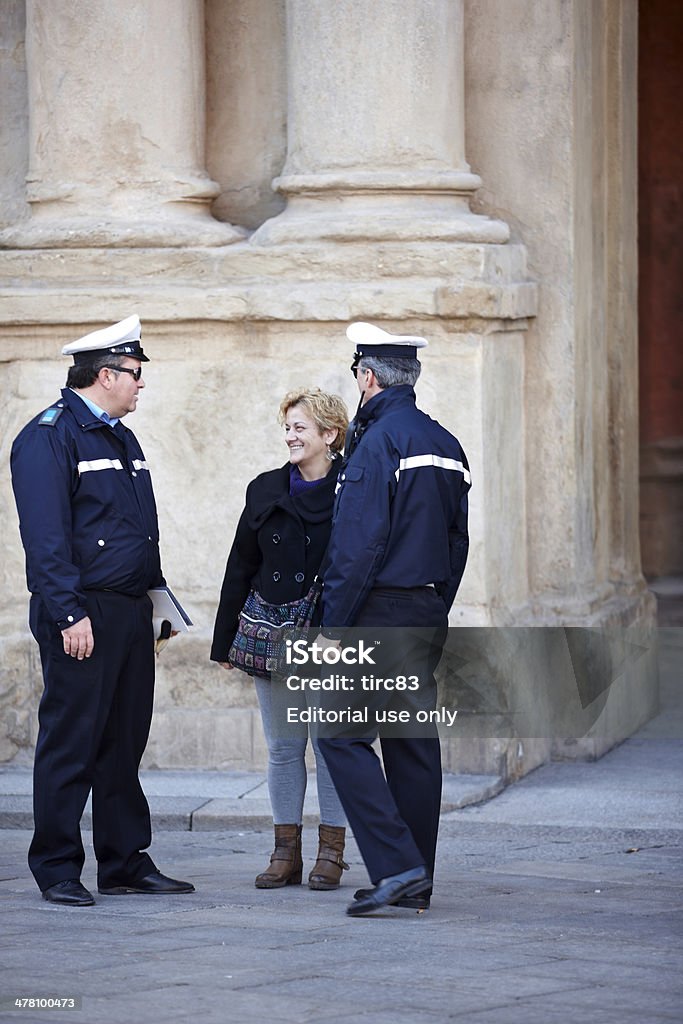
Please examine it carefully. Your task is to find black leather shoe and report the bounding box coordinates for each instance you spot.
[353,886,431,910]
[42,879,95,906]
[98,870,195,895]
[346,866,430,916]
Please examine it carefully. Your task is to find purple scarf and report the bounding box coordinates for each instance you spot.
[289,464,328,497]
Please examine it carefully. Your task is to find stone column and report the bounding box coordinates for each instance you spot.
[0,0,29,230]
[206,0,287,230]
[253,0,507,244]
[1,0,243,248]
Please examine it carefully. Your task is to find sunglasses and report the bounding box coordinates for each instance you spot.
[106,366,143,381]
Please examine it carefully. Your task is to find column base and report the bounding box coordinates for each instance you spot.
[252,198,510,245]
[251,171,510,245]
[0,206,247,249]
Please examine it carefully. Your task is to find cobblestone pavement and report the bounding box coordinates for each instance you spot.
[0,629,680,1024]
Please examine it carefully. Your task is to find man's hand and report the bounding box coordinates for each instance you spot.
[61,616,94,660]
[218,662,234,671]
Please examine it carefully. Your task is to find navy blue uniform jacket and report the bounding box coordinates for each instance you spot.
[11,388,163,631]
[322,385,470,627]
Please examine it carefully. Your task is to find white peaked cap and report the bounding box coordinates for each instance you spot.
[346,322,428,351]
[62,315,148,361]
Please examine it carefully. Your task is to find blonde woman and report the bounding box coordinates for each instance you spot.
[211,389,350,890]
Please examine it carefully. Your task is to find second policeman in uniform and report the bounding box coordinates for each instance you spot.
[317,322,471,916]
[10,316,194,906]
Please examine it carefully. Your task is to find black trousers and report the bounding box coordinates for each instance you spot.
[28,590,157,891]
[318,587,448,886]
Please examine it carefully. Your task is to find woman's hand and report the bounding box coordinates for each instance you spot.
[218,662,234,670]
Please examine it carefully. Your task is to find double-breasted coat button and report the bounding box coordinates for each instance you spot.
[295,572,304,583]
[272,533,280,544]
[273,572,281,582]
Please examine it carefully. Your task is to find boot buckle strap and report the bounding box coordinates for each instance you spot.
[317,851,349,869]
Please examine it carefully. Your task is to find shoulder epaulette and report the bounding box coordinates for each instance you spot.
[39,404,64,427]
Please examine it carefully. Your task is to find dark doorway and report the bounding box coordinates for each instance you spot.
[638,0,683,621]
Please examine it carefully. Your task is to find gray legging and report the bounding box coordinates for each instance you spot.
[253,675,345,827]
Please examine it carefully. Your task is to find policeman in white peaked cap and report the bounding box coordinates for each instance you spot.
[316,321,471,916]
[10,315,194,905]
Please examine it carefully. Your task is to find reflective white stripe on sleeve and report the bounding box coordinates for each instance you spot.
[395,454,471,485]
[132,459,149,471]
[77,459,124,475]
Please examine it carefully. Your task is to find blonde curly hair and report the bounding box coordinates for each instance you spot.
[278,388,349,455]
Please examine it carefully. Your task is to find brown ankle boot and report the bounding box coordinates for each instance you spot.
[255,825,303,888]
[308,825,349,890]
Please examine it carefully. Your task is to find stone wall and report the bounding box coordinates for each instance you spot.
[0,0,657,776]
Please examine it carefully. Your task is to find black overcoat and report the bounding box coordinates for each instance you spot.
[210,461,340,662]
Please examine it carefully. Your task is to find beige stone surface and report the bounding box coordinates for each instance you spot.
[0,0,656,774]
[0,0,28,229]
[1,0,243,246]
[254,0,507,243]
[142,707,266,771]
[0,628,41,764]
[464,0,643,619]
[206,0,287,229]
